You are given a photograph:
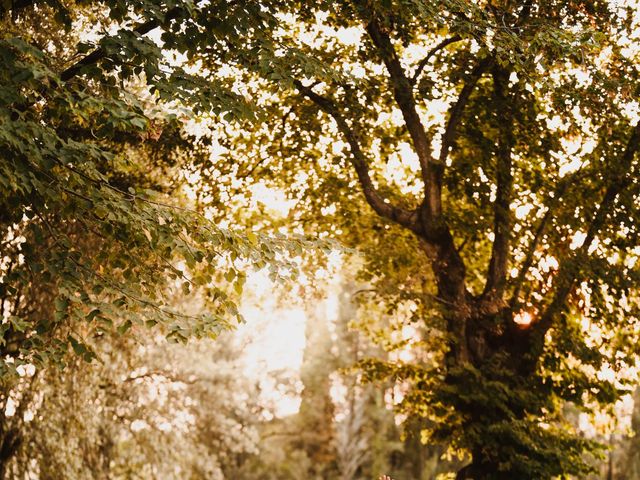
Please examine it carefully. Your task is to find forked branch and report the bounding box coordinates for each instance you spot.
[438,57,493,165]
[364,18,441,217]
[483,66,514,297]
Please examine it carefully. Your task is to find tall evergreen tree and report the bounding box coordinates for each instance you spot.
[297,299,338,479]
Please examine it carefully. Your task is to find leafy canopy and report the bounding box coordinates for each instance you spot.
[0,0,326,379]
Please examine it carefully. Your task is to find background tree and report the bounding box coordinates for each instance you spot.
[333,282,400,480]
[2,328,269,479]
[296,298,339,479]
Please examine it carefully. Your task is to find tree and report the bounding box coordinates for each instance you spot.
[296,297,338,479]
[3,328,267,479]
[1,2,328,472]
[608,388,640,480]
[184,1,640,477]
[3,1,640,477]
[333,281,399,480]
[0,0,315,376]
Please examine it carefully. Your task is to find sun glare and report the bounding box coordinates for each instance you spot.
[513,311,533,326]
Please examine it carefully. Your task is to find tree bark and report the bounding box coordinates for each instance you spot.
[0,427,21,479]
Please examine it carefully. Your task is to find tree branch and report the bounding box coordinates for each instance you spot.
[530,123,640,341]
[60,7,184,82]
[360,17,472,308]
[0,0,36,17]
[438,56,493,165]
[293,81,418,230]
[483,66,514,297]
[411,35,462,86]
[364,18,442,217]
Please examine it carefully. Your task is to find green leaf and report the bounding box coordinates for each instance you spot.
[117,320,132,335]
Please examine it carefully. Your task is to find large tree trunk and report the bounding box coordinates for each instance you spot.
[456,451,505,480]
[447,304,536,479]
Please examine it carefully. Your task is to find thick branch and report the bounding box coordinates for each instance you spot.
[411,35,462,86]
[12,0,33,8]
[0,0,37,17]
[361,17,470,308]
[294,81,418,230]
[364,19,442,217]
[516,1,533,26]
[483,66,514,297]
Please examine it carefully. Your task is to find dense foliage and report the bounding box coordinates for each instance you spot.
[0,1,324,471]
[0,0,317,374]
